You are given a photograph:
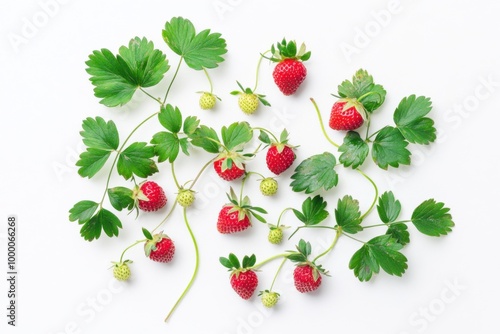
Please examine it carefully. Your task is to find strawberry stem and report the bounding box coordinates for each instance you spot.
[252,253,289,270]
[203,68,214,94]
[313,228,342,262]
[163,56,183,105]
[356,169,379,221]
[165,208,199,322]
[276,207,293,228]
[310,98,340,148]
[269,257,287,291]
[253,50,270,92]
[99,111,160,207]
[118,239,147,263]
[151,201,178,233]
[139,88,163,104]
[363,220,412,229]
[171,161,181,190]
[188,156,218,191]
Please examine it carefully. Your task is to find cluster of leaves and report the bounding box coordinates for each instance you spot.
[286,190,454,281]
[334,70,437,170]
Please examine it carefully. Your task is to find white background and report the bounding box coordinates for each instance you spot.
[1,0,500,333]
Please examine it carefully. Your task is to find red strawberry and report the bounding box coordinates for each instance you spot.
[329,99,366,131]
[287,239,328,293]
[230,270,259,300]
[217,187,267,234]
[214,157,245,181]
[293,265,322,293]
[266,145,295,175]
[136,181,167,212]
[217,205,251,234]
[144,233,175,263]
[220,253,258,300]
[270,39,311,96]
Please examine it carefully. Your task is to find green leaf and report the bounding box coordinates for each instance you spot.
[349,235,408,282]
[107,187,134,211]
[117,142,158,180]
[80,117,119,151]
[394,95,435,144]
[158,104,182,133]
[79,208,122,241]
[372,126,411,169]
[377,191,401,223]
[228,253,240,269]
[386,224,410,246]
[183,116,200,135]
[393,95,432,125]
[290,152,338,194]
[337,69,386,112]
[242,254,256,268]
[258,130,271,145]
[292,195,329,226]
[69,200,99,224]
[189,125,221,153]
[219,257,233,270]
[76,148,112,178]
[86,37,169,107]
[142,228,153,240]
[179,137,190,156]
[221,122,253,151]
[162,17,227,70]
[338,131,369,169]
[397,117,436,145]
[411,199,454,236]
[151,132,180,163]
[335,195,363,234]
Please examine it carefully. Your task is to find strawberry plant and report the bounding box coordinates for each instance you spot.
[69,16,455,324]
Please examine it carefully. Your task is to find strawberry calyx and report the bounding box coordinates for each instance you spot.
[230,81,270,107]
[226,187,267,224]
[268,38,311,63]
[286,239,329,280]
[143,229,170,258]
[258,128,297,153]
[337,97,368,122]
[220,253,257,276]
[216,151,247,173]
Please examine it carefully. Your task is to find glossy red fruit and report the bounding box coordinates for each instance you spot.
[138,181,167,212]
[213,158,245,181]
[146,235,175,263]
[293,265,322,293]
[266,145,295,175]
[230,270,258,300]
[329,101,364,131]
[217,205,251,234]
[273,59,307,96]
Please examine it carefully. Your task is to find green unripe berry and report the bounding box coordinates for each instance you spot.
[177,189,195,207]
[260,178,278,196]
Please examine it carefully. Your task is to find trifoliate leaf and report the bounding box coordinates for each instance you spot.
[337,69,386,112]
[349,235,408,282]
[189,125,221,154]
[80,117,119,151]
[69,200,99,224]
[162,17,227,70]
[117,142,158,180]
[335,195,363,234]
[411,199,454,236]
[394,95,436,144]
[107,187,134,211]
[79,208,122,241]
[76,148,112,178]
[158,104,182,133]
[386,224,410,246]
[292,195,329,226]
[183,116,200,135]
[86,37,169,107]
[221,122,253,151]
[290,152,338,194]
[151,132,180,163]
[338,131,369,169]
[372,126,411,169]
[377,191,401,223]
